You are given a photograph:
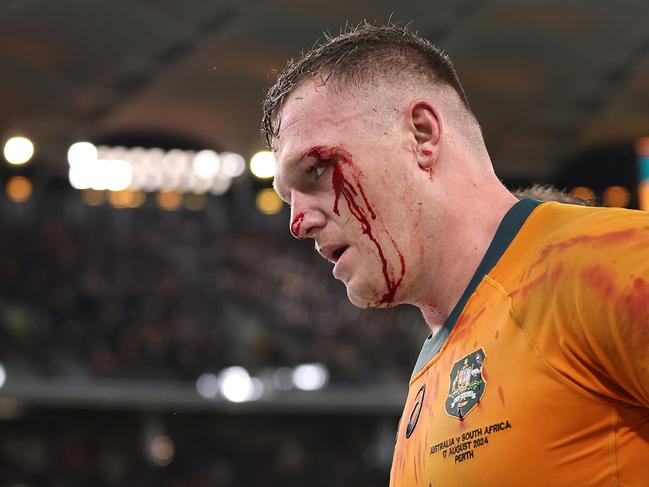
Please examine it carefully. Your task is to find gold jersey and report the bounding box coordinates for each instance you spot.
[390,199,649,487]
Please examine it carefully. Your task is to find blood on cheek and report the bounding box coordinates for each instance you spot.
[306,146,406,304]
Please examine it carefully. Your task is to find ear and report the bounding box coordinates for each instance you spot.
[408,99,442,171]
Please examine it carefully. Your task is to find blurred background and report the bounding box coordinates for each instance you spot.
[1,0,648,485]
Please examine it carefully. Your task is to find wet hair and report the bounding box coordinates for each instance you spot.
[513,184,593,205]
[261,21,472,147]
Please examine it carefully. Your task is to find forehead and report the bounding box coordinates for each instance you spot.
[273,81,366,168]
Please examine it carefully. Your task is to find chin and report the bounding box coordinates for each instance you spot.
[346,291,373,309]
[345,281,390,309]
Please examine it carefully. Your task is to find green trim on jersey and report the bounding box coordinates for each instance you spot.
[411,198,542,377]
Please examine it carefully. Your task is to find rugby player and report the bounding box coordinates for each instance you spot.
[263,23,649,486]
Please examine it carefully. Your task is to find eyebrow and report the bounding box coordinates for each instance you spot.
[273,146,315,203]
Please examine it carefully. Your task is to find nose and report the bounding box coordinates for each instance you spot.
[290,193,326,239]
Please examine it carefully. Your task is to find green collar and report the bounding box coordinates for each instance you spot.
[411,198,542,376]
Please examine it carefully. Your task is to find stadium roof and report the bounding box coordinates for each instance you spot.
[2,0,648,182]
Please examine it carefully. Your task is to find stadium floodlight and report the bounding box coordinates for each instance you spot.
[193,150,220,179]
[105,160,133,192]
[68,145,240,196]
[250,151,276,179]
[69,162,95,190]
[6,176,33,203]
[250,377,264,401]
[292,363,329,391]
[4,136,34,165]
[149,436,175,466]
[67,142,97,166]
[218,366,254,403]
[221,152,246,178]
[196,373,220,399]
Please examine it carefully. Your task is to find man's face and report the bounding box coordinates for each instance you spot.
[273,81,422,308]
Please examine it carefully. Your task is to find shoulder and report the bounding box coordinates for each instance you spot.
[493,201,649,339]
[526,201,649,242]
[492,202,649,292]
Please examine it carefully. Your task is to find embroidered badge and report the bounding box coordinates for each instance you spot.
[405,384,425,438]
[445,348,486,420]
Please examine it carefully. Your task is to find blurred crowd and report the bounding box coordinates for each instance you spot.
[0,200,425,383]
[0,409,393,486]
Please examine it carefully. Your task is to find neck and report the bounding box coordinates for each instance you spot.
[410,177,518,334]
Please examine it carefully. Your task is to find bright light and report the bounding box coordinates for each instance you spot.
[104,160,133,191]
[292,363,328,391]
[603,186,630,208]
[5,176,32,203]
[130,190,146,208]
[161,170,182,192]
[67,142,97,165]
[69,162,94,190]
[108,189,138,209]
[66,145,242,195]
[221,152,246,178]
[256,188,283,215]
[250,151,276,179]
[149,436,175,466]
[143,169,165,193]
[69,158,132,191]
[0,363,6,389]
[81,189,104,206]
[162,149,189,178]
[250,377,264,401]
[156,190,182,211]
[218,366,254,402]
[193,150,220,179]
[4,136,34,165]
[189,172,212,194]
[196,373,220,399]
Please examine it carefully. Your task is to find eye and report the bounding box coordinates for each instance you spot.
[307,163,326,178]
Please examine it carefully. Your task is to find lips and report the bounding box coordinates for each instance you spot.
[332,245,349,260]
[317,243,350,264]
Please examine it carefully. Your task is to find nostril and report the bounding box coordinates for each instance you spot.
[291,212,306,239]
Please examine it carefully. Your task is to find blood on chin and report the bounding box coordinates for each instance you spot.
[344,277,399,309]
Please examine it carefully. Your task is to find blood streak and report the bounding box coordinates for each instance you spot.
[510,271,548,298]
[290,212,305,238]
[581,264,616,298]
[306,146,406,304]
[622,278,649,330]
[524,228,639,280]
[421,150,434,181]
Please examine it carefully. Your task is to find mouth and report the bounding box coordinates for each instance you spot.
[332,245,349,261]
[318,243,350,264]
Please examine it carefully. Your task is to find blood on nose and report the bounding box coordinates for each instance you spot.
[290,212,306,239]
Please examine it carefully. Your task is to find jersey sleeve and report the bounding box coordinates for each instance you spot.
[570,223,649,407]
[507,206,649,408]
